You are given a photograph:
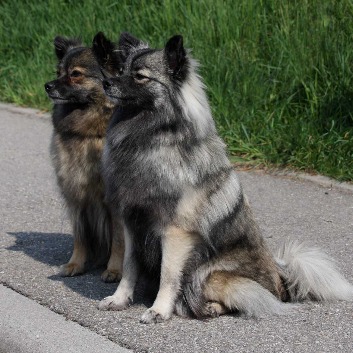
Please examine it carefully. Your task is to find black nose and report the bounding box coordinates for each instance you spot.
[45,82,55,92]
[102,79,112,90]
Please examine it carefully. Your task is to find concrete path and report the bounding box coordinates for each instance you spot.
[0,285,130,353]
[0,103,352,353]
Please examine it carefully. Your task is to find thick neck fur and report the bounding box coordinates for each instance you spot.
[53,99,114,138]
[109,103,196,153]
[176,57,216,139]
[110,58,217,148]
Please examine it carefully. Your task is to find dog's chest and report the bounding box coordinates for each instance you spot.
[51,133,105,202]
[112,140,198,191]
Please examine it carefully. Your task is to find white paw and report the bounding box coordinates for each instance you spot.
[98,295,131,311]
[140,308,171,324]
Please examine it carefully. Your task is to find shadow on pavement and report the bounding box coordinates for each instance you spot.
[6,231,156,304]
[7,231,71,266]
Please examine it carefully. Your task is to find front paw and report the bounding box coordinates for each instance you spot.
[98,295,131,311]
[101,269,122,283]
[140,308,171,324]
[59,262,85,277]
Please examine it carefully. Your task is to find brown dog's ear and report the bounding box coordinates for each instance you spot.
[54,36,82,60]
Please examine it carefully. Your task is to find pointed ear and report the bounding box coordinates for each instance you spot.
[54,36,82,60]
[118,32,147,62]
[165,35,186,75]
[92,32,118,69]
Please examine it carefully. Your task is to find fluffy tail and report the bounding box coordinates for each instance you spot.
[176,267,294,319]
[276,241,353,301]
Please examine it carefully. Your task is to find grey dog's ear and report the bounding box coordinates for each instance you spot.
[118,32,146,61]
[92,32,119,71]
[54,36,82,60]
[165,35,186,76]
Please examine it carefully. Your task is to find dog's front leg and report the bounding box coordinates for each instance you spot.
[60,209,89,276]
[98,224,138,311]
[101,217,124,283]
[140,225,197,324]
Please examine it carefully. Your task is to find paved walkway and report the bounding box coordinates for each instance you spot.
[0,103,352,353]
[0,285,130,353]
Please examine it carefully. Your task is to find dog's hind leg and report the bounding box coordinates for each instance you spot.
[140,226,199,324]
[203,271,291,318]
[204,301,228,317]
[101,218,124,283]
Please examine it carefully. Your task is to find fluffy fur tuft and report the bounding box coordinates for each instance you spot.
[176,57,215,139]
[276,241,353,301]
[220,278,293,318]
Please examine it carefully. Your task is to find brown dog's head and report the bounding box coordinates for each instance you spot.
[44,33,118,105]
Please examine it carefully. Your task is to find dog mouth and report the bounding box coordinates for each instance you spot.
[106,94,135,103]
[48,95,66,100]
[47,95,70,103]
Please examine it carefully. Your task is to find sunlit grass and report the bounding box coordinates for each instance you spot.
[1,0,352,180]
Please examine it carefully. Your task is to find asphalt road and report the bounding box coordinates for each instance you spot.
[0,103,352,353]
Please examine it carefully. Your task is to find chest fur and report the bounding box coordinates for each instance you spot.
[51,133,105,204]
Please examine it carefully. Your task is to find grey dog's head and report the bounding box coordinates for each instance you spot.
[97,33,189,109]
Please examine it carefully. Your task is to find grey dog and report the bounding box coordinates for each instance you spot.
[95,33,353,323]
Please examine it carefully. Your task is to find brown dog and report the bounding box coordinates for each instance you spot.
[44,33,123,282]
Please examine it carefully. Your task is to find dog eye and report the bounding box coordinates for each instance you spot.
[70,70,83,78]
[134,73,149,82]
[118,67,124,75]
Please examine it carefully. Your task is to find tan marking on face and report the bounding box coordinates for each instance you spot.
[133,68,152,84]
[136,68,151,77]
[68,66,86,84]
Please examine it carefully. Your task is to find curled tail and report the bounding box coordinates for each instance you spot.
[176,262,293,319]
[176,241,353,319]
[276,241,353,302]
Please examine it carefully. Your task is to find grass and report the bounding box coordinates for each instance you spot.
[1,0,352,180]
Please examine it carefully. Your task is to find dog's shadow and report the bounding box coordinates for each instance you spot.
[7,232,154,304]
